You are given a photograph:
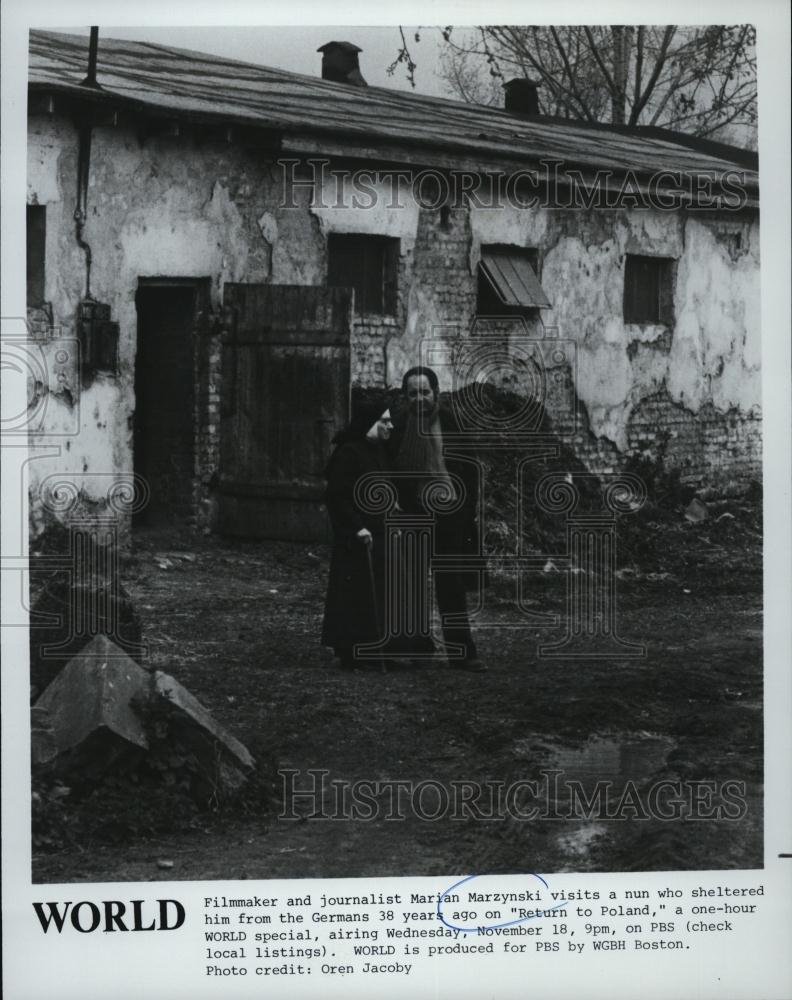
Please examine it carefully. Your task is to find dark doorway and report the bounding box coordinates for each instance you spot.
[134,281,200,527]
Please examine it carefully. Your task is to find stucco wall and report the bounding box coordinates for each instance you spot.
[467,204,760,450]
[28,116,271,530]
[26,112,761,536]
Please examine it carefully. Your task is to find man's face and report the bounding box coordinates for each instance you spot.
[405,374,438,418]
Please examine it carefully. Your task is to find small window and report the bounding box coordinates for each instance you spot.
[477,244,550,316]
[623,255,675,325]
[27,205,46,307]
[327,233,399,315]
[78,299,119,376]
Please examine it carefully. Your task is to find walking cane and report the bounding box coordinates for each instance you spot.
[365,541,386,673]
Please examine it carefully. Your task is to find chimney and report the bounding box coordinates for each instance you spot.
[317,41,367,87]
[503,78,540,116]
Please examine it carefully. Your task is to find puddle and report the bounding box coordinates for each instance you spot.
[551,733,674,790]
[513,732,674,789]
[555,822,607,859]
[512,733,676,869]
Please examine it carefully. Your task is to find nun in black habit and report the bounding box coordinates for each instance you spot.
[321,394,395,669]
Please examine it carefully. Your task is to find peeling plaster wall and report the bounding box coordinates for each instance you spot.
[26,120,426,530]
[309,174,421,241]
[311,175,420,386]
[27,111,761,536]
[671,216,760,415]
[26,115,284,529]
[470,205,760,443]
[386,205,477,385]
[467,203,761,482]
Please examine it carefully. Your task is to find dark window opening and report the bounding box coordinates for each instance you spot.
[27,205,46,307]
[623,254,675,325]
[78,299,120,378]
[327,233,399,315]
[477,244,550,316]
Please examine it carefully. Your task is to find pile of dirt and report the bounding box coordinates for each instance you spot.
[418,383,762,584]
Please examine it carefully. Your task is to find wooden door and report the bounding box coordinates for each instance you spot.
[219,284,352,540]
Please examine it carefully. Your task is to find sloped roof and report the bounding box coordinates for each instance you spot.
[28,29,758,201]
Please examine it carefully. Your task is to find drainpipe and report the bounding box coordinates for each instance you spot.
[74,26,101,299]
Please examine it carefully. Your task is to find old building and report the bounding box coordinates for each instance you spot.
[26,29,760,541]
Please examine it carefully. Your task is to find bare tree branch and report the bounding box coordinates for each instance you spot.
[583,25,619,97]
[422,24,756,142]
[549,26,598,120]
[631,25,677,123]
[386,26,418,87]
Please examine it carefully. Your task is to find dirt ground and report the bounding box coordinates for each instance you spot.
[33,507,763,883]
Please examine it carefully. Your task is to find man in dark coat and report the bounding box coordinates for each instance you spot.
[321,394,394,669]
[390,366,486,672]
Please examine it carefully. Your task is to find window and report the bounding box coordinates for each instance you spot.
[623,254,675,325]
[477,244,551,316]
[27,205,46,307]
[327,233,399,315]
[78,299,119,376]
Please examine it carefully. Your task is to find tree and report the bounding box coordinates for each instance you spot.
[391,26,757,145]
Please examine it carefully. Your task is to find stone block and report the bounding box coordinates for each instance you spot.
[152,671,255,795]
[684,497,709,523]
[34,635,150,776]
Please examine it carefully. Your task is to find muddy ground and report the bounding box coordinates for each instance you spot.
[33,503,763,883]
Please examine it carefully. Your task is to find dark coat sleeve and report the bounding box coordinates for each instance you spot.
[439,410,480,516]
[324,442,388,541]
[324,444,366,540]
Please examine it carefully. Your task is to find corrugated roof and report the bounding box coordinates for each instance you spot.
[28,30,758,199]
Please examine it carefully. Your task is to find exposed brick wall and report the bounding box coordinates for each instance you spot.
[351,316,395,387]
[350,206,477,386]
[625,391,762,487]
[193,314,223,531]
[411,205,477,328]
[533,389,762,490]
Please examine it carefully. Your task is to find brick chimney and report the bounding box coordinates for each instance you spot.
[503,78,540,116]
[317,41,367,87]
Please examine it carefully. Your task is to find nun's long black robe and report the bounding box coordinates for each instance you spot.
[321,437,390,659]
